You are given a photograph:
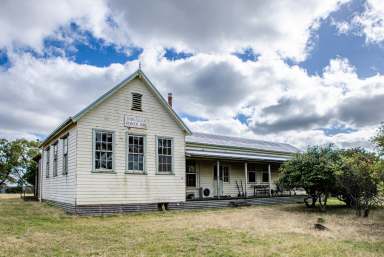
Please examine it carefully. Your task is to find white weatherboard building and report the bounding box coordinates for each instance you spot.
[37,69,299,215]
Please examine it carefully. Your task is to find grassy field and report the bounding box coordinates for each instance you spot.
[0,196,383,257]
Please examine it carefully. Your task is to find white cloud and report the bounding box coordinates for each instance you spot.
[0,0,113,52]
[1,50,383,150]
[108,0,348,60]
[0,52,138,138]
[0,0,383,151]
[353,0,384,44]
[0,0,348,61]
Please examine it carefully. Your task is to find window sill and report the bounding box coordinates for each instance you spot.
[156,172,175,175]
[91,170,116,174]
[125,171,147,175]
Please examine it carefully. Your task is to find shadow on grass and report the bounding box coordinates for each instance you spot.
[280,201,384,218]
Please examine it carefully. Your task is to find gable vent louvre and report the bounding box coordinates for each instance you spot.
[131,93,142,111]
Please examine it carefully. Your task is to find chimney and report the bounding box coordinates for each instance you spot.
[168,93,173,107]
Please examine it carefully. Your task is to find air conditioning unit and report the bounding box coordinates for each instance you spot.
[199,187,212,198]
[186,192,196,200]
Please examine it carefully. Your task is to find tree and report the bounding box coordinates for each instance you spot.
[372,122,384,156]
[0,138,39,187]
[278,145,341,211]
[335,148,383,217]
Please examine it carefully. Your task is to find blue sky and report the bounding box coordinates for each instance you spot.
[1,0,381,75]
[0,0,384,149]
[298,0,384,79]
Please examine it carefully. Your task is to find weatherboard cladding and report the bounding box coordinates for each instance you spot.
[74,77,186,205]
[41,126,77,204]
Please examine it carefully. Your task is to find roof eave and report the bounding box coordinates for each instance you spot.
[40,117,74,148]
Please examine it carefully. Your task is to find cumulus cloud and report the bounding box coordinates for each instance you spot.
[353,0,384,44]
[108,0,348,60]
[0,0,383,151]
[0,0,348,61]
[0,0,114,51]
[0,53,138,137]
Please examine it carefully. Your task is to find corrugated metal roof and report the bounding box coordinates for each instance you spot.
[185,149,291,161]
[186,132,299,154]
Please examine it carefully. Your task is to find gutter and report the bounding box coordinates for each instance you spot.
[39,117,74,148]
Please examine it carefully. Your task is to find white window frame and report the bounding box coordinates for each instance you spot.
[213,165,230,183]
[62,135,69,175]
[126,133,146,174]
[186,159,197,188]
[92,129,115,173]
[45,147,50,178]
[53,142,58,177]
[156,136,174,174]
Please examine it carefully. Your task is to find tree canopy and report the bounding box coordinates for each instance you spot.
[0,138,39,187]
[372,122,384,156]
[278,145,341,210]
[278,145,383,216]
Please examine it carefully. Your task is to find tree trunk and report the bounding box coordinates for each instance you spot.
[318,193,328,211]
[304,195,317,208]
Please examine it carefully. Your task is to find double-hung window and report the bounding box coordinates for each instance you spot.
[186,160,197,187]
[53,142,58,177]
[127,135,145,173]
[157,137,173,173]
[248,164,258,183]
[248,170,256,183]
[62,135,68,175]
[213,165,229,182]
[262,171,269,183]
[46,147,50,178]
[94,130,114,171]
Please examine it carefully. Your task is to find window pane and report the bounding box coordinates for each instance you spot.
[96,142,101,150]
[95,159,100,169]
[187,174,196,187]
[106,133,112,143]
[107,160,112,170]
[128,162,133,170]
[107,152,113,161]
[96,132,101,142]
[262,172,269,182]
[248,172,256,183]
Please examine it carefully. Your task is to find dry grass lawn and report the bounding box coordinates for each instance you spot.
[0,197,383,257]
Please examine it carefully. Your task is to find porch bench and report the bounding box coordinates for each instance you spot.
[251,184,269,197]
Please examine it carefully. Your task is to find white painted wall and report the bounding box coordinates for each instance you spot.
[75,78,186,205]
[41,126,77,204]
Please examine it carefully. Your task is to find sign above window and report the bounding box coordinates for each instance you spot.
[124,115,147,129]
